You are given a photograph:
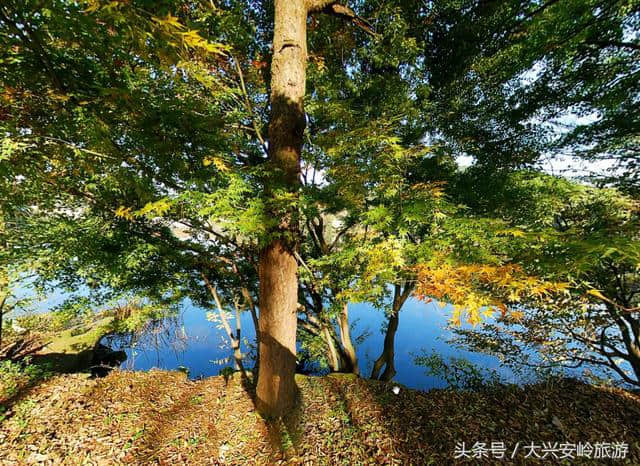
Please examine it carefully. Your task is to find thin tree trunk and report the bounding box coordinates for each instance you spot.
[628,350,640,384]
[371,283,413,381]
[322,324,341,371]
[337,302,360,375]
[627,319,640,383]
[203,273,245,373]
[0,294,4,350]
[298,309,343,372]
[322,320,352,372]
[233,298,244,372]
[622,320,640,383]
[0,280,7,350]
[256,0,307,417]
[371,310,399,381]
[307,303,353,373]
[241,286,260,370]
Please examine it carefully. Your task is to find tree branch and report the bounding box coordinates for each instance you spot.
[587,40,640,51]
[308,2,377,36]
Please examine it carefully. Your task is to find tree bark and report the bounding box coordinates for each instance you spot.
[606,302,640,385]
[257,240,299,416]
[371,310,399,381]
[322,324,341,371]
[621,316,640,383]
[337,302,360,375]
[0,294,4,350]
[371,283,413,381]
[256,0,307,417]
[0,275,7,350]
[233,298,244,372]
[302,292,359,374]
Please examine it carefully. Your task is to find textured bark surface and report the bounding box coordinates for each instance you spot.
[256,0,307,417]
[257,240,299,416]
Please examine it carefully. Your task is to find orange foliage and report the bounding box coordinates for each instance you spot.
[414,263,569,326]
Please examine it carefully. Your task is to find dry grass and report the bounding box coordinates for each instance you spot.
[1,370,639,464]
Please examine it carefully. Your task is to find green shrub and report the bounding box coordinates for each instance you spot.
[0,358,52,402]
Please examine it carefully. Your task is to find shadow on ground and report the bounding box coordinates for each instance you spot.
[1,344,125,418]
[1,370,639,464]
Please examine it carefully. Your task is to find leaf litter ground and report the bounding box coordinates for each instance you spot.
[1,370,639,464]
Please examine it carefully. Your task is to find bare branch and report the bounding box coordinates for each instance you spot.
[230,54,269,155]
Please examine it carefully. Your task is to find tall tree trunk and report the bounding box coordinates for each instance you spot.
[337,302,360,375]
[256,0,307,417]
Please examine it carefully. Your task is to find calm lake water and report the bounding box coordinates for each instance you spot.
[99,298,525,390]
[18,284,597,390]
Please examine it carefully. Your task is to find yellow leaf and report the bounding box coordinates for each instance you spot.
[104,1,122,11]
[497,228,526,237]
[84,0,101,13]
[449,306,462,326]
[204,155,230,172]
[178,30,229,56]
[587,289,607,301]
[115,206,134,220]
[152,13,186,30]
[136,198,172,218]
[47,90,70,102]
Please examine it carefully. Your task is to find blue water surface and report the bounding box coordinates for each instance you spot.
[100,297,522,390]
